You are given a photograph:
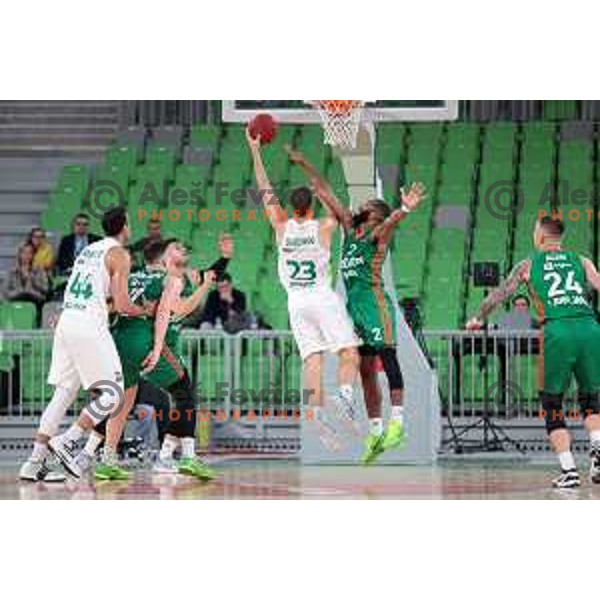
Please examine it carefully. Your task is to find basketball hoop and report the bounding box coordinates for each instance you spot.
[309,101,366,149]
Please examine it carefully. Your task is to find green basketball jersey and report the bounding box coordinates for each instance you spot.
[340,228,386,294]
[112,268,195,344]
[528,250,594,321]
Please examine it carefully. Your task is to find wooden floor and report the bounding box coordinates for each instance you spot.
[2,456,600,499]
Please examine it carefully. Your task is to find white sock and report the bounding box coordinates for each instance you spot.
[338,384,353,401]
[558,451,576,472]
[63,423,85,443]
[181,437,195,459]
[103,446,118,466]
[31,441,49,463]
[391,405,404,424]
[160,435,180,461]
[84,431,103,457]
[370,418,384,436]
[590,430,600,449]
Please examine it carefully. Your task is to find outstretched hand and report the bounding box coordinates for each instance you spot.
[465,317,484,331]
[219,233,233,259]
[141,347,161,375]
[400,182,427,211]
[245,126,261,151]
[203,270,217,286]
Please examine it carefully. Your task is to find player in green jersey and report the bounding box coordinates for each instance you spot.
[467,216,600,488]
[288,149,426,464]
[81,235,231,480]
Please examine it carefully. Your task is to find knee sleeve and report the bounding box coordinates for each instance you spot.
[83,385,124,426]
[165,372,197,439]
[540,392,566,434]
[94,417,107,437]
[378,347,404,392]
[579,391,600,420]
[38,383,80,437]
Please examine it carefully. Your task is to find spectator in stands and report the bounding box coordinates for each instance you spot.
[130,218,163,265]
[201,273,248,332]
[27,227,54,271]
[56,213,101,276]
[3,242,50,318]
[498,294,538,330]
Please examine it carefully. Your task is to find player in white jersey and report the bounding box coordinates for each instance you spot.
[19,207,150,482]
[247,129,360,448]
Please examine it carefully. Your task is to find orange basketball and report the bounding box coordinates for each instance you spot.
[248,113,278,145]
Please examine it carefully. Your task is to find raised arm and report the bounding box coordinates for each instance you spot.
[172,271,216,318]
[373,182,427,246]
[107,247,148,317]
[246,128,285,233]
[142,274,183,374]
[285,146,352,230]
[466,259,531,329]
[582,257,600,293]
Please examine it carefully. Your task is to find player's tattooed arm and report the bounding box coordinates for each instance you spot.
[246,128,286,233]
[374,182,427,246]
[582,257,600,292]
[107,247,147,317]
[172,271,216,318]
[467,260,531,328]
[142,275,184,374]
[285,145,352,230]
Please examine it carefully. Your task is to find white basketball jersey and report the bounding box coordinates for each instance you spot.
[277,219,330,294]
[62,237,120,325]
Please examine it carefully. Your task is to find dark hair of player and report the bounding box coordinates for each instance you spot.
[143,239,166,264]
[368,199,392,222]
[101,206,128,236]
[539,215,565,237]
[290,186,312,217]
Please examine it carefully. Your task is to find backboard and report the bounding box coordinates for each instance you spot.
[222,100,459,123]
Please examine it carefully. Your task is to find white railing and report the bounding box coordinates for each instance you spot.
[1,328,561,421]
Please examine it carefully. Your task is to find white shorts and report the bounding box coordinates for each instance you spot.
[48,312,123,390]
[288,289,360,360]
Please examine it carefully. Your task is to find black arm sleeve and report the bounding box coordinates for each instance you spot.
[200,257,230,283]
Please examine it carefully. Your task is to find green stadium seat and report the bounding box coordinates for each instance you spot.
[190,124,220,148]
[106,144,140,170]
[3,302,37,330]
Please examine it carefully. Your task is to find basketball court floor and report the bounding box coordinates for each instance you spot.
[2,456,599,499]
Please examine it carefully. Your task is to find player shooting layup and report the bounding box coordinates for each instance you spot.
[19,207,147,482]
[289,149,425,464]
[467,216,600,488]
[247,129,360,449]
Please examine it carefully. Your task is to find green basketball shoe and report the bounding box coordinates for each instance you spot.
[178,457,216,481]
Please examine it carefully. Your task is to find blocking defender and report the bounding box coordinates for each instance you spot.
[19,207,148,482]
[247,129,361,449]
[290,149,426,463]
[467,216,600,488]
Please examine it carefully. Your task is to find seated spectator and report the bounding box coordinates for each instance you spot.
[498,294,538,330]
[28,227,54,271]
[56,213,101,276]
[201,273,248,332]
[130,218,163,266]
[3,243,50,319]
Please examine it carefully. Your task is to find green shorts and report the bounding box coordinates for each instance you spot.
[346,287,397,349]
[112,322,185,390]
[541,316,600,394]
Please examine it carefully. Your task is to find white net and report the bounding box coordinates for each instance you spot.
[310,101,365,149]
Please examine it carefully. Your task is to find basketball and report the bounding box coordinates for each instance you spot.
[248,112,278,145]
